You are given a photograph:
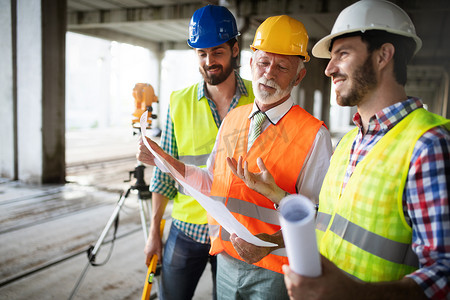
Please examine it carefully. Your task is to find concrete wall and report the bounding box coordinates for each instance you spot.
[1,0,66,184]
[0,0,16,180]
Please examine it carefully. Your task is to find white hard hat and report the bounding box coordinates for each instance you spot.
[312,0,422,58]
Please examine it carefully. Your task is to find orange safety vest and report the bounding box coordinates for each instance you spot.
[209,103,324,273]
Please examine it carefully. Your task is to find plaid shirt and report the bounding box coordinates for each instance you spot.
[150,71,250,244]
[343,98,450,299]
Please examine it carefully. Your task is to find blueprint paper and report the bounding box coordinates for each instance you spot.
[279,194,322,277]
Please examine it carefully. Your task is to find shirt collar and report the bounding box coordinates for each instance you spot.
[197,70,248,101]
[352,97,424,132]
[249,97,294,125]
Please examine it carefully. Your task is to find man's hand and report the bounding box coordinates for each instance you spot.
[282,255,427,300]
[226,156,286,204]
[144,228,163,266]
[282,255,358,300]
[137,136,186,177]
[137,136,161,166]
[230,231,284,264]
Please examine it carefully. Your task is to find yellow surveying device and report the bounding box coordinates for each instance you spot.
[132,83,158,128]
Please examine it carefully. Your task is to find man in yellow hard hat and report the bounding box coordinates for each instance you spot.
[144,5,254,300]
[138,15,332,299]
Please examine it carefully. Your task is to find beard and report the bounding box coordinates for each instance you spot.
[335,54,377,107]
[199,62,234,86]
[252,76,296,105]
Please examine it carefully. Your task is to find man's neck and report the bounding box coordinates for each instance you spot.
[357,85,407,134]
[256,94,290,113]
[205,71,237,120]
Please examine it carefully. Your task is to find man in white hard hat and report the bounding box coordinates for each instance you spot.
[145,5,254,300]
[138,15,332,299]
[279,0,450,299]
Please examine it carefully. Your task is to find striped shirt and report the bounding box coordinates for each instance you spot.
[343,98,450,299]
[150,71,250,244]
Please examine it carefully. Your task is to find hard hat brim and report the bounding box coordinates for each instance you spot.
[187,32,241,49]
[251,45,310,62]
[312,27,422,59]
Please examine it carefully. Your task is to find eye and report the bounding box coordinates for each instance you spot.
[278,65,289,72]
[338,50,349,60]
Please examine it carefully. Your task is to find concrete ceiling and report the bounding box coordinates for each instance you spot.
[67,0,450,116]
[67,0,450,63]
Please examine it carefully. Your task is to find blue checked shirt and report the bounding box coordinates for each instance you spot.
[150,71,250,244]
[344,98,450,299]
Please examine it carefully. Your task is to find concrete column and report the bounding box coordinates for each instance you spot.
[16,0,66,184]
[0,0,17,180]
[41,0,66,183]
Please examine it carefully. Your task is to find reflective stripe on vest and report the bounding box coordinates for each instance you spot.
[210,104,324,274]
[316,212,418,267]
[170,80,254,223]
[177,154,210,196]
[179,154,210,166]
[210,196,280,226]
[317,108,450,281]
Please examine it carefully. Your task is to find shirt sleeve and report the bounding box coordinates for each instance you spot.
[296,126,333,204]
[184,123,222,195]
[149,106,179,199]
[405,126,450,299]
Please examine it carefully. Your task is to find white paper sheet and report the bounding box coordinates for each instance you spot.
[140,111,276,247]
[279,194,322,277]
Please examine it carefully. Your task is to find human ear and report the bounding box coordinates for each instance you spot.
[294,68,307,86]
[377,43,395,69]
[232,42,239,58]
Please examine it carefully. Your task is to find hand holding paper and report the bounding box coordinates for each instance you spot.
[139,111,276,247]
[230,230,284,264]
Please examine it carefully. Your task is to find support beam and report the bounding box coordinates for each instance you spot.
[42,0,67,183]
[69,28,161,52]
[12,0,66,184]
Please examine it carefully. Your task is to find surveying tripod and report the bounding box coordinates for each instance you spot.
[68,160,158,299]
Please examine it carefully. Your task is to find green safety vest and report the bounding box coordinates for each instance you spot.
[317,108,450,281]
[169,80,254,224]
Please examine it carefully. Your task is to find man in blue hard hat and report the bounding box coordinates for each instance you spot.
[143,5,254,300]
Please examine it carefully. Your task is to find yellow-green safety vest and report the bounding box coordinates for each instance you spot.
[169,80,254,224]
[317,108,450,281]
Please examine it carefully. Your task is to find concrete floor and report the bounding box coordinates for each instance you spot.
[0,127,214,300]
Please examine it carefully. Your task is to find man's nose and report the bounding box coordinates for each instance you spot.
[206,54,215,67]
[264,64,276,80]
[324,59,337,78]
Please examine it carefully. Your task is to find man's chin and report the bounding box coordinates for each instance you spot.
[256,95,279,105]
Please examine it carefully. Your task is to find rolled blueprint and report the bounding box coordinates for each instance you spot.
[279,194,322,277]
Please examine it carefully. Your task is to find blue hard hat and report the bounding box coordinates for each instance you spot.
[188,5,240,49]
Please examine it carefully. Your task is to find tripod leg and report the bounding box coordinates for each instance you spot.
[138,197,151,242]
[68,260,90,300]
[68,188,131,299]
[91,188,130,255]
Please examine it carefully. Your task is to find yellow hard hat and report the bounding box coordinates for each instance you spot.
[250,15,310,62]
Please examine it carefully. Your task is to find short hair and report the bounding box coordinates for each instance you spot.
[226,38,240,69]
[330,30,416,85]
